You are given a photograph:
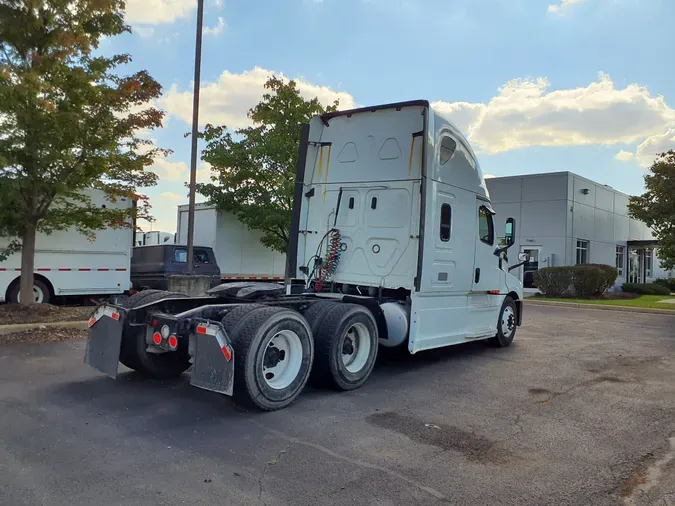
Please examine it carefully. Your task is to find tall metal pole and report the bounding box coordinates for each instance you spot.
[186,0,204,274]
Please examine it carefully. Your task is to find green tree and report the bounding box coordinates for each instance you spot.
[628,150,675,270]
[0,0,166,304]
[196,76,339,254]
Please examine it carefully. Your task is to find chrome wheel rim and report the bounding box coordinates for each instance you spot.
[501,306,516,338]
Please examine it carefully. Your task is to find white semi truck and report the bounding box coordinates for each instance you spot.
[0,189,134,304]
[84,101,527,411]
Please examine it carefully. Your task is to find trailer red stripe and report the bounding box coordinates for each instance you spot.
[221,275,284,281]
[0,267,126,272]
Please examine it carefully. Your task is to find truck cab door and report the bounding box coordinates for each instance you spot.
[466,200,503,337]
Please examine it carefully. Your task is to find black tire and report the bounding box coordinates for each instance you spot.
[490,297,517,348]
[311,303,379,391]
[119,290,190,379]
[222,305,314,411]
[303,300,337,334]
[7,278,51,304]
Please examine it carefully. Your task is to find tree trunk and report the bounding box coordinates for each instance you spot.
[19,223,37,306]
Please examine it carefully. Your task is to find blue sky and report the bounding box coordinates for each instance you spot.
[105,0,675,232]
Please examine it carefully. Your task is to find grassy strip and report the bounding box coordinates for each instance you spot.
[534,295,675,310]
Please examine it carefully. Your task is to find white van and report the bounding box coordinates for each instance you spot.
[0,188,133,304]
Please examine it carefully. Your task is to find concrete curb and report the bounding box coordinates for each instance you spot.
[0,320,89,336]
[525,299,675,315]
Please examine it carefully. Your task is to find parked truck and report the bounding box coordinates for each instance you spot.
[175,203,286,282]
[135,231,174,247]
[84,100,527,411]
[1,189,134,304]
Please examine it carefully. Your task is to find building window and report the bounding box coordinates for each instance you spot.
[478,206,494,245]
[645,249,653,278]
[616,246,625,277]
[440,203,451,242]
[576,240,589,264]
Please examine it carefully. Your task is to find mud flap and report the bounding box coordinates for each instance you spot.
[190,333,234,395]
[84,306,125,379]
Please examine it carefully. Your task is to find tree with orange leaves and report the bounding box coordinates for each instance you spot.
[0,0,167,304]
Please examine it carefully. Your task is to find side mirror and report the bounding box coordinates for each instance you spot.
[504,218,516,247]
[518,252,529,262]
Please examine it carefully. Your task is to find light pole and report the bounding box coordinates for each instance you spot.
[186,0,204,274]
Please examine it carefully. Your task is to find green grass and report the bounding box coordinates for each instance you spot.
[535,295,675,310]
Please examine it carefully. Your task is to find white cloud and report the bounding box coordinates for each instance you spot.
[614,150,634,162]
[150,158,188,182]
[203,17,226,36]
[430,101,485,137]
[159,66,357,128]
[635,129,675,167]
[160,191,184,201]
[548,0,588,15]
[125,0,196,25]
[483,173,496,179]
[197,161,216,185]
[434,73,675,155]
[134,26,155,38]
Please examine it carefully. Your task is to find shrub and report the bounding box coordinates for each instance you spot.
[534,264,618,297]
[621,283,671,296]
[533,267,574,297]
[655,278,675,292]
[572,264,618,297]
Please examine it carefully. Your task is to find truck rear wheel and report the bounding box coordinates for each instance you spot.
[222,305,314,411]
[310,304,379,391]
[119,290,190,379]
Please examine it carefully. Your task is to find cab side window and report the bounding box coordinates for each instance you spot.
[478,206,494,245]
[440,203,451,242]
[439,136,456,166]
[194,249,210,264]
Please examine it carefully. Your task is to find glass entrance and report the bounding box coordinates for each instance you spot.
[521,247,541,289]
[628,249,642,283]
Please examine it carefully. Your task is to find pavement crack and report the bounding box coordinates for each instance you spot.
[622,436,675,506]
[257,444,292,506]
[248,419,449,503]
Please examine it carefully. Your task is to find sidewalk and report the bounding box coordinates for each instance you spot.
[0,320,88,336]
[525,299,675,315]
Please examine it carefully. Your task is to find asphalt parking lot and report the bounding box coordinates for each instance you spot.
[1,305,674,506]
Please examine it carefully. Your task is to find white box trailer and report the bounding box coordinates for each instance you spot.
[176,203,286,281]
[84,100,528,412]
[0,188,133,304]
